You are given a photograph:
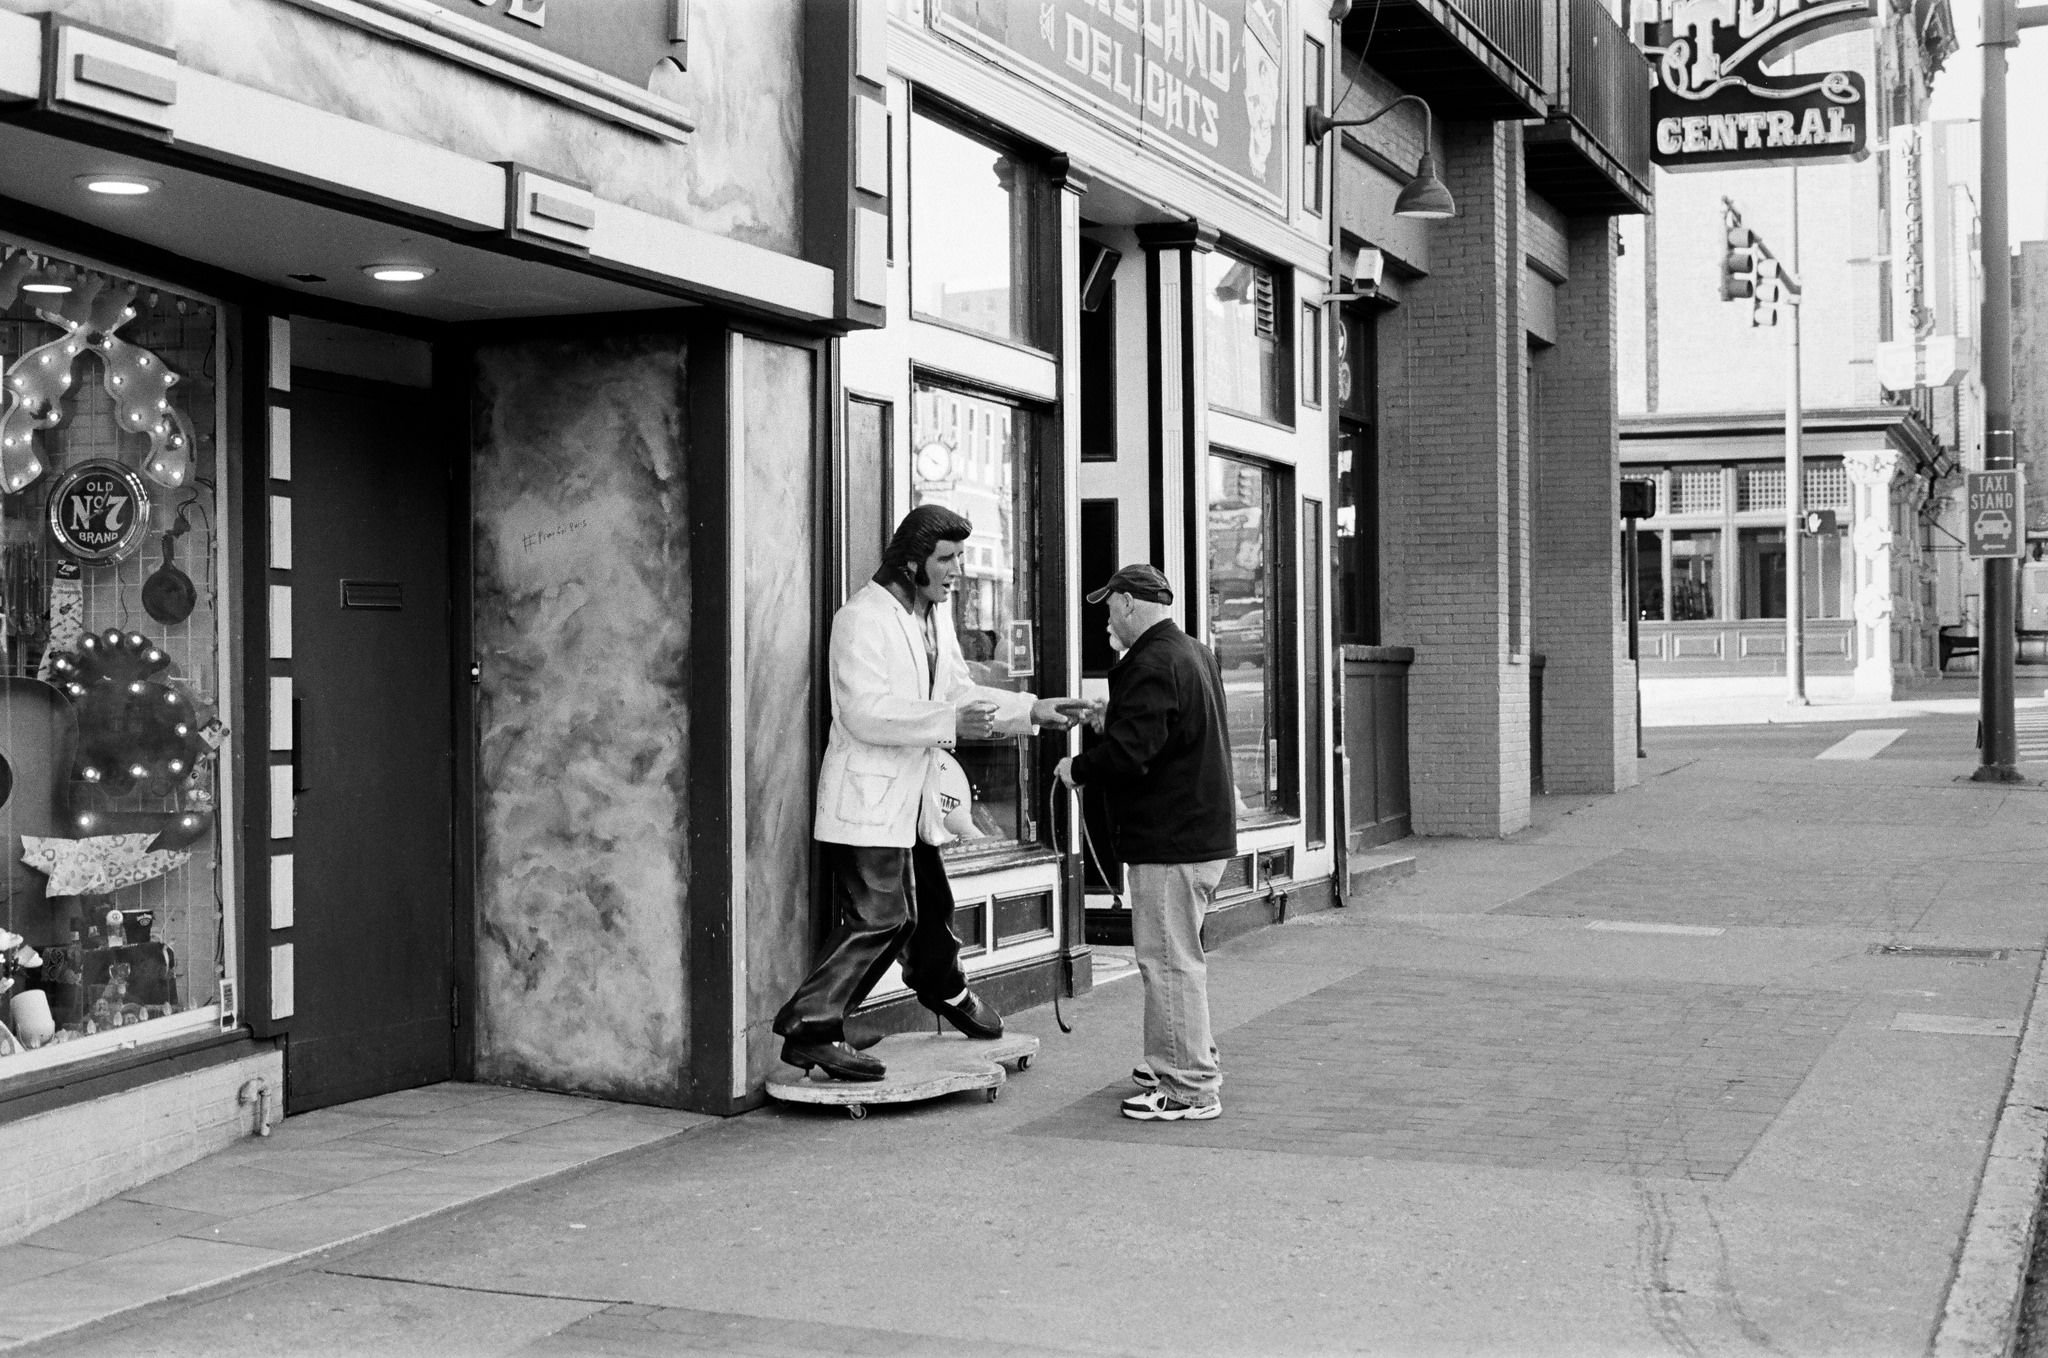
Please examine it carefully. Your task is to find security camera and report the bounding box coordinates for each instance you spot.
[1320,247,1384,303]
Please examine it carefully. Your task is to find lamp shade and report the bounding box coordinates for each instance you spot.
[1394,155,1456,220]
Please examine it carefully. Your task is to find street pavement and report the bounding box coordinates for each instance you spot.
[20,707,2048,1357]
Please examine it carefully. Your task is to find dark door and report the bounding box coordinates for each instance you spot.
[286,371,454,1113]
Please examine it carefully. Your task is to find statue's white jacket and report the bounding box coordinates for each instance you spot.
[812,581,1038,847]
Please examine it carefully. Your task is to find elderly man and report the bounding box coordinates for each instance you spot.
[774,504,1074,1082]
[1056,564,1235,1121]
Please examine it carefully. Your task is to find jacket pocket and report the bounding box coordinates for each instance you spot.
[836,749,900,825]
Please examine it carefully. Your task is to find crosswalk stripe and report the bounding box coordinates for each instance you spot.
[1817,728,1906,760]
[2015,709,2048,761]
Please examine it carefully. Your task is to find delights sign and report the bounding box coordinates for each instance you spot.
[931,0,1287,213]
[1644,0,1875,170]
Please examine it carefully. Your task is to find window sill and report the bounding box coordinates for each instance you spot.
[908,311,1054,363]
[1236,811,1300,833]
[939,843,1061,874]
[1208,405,1295,433]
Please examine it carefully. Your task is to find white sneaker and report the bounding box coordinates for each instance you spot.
[1131,1065,1158,1091]
[1120,1090,1220,1121]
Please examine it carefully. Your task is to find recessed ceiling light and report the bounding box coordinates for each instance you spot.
[21,282,73,294]
[362,264,435,283]
[77,174,160,197]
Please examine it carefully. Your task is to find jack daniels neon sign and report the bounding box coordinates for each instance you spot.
[1641,1,1875,170]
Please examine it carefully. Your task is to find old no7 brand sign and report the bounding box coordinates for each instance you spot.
[1967,470,2025,559]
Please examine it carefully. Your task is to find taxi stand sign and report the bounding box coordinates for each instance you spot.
[1967,469,2025,559]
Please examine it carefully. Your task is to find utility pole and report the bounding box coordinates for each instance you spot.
[1720,198,1806,702]
[1974,0,2048,782]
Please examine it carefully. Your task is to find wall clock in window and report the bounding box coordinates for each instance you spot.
[48,461,151,564]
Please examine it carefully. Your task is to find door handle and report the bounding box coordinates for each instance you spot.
[292,696,307,795]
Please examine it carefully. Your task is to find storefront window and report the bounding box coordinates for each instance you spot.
[1802,527,1849,618]
[910,112,1039,347]
[1633,529,1666,621]
[1204,250,1286,423]
[1208,453,1287,820]
[1334,307,1377,645]
[1739,527,1787,618]
[0,243,233,1078]
[911,380,1038,853]
[1671,530,1720,621]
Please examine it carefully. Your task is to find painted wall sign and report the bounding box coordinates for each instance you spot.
[929,0,1288,213]
[48,461,150,564]
[1642,0,1876,171]
[423,0,688,89]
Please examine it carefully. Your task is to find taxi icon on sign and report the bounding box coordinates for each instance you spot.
[1976,507,2015,547]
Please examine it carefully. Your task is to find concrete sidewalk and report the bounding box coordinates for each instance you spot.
[1643,671,2038,728]
[17,723,2048,1357]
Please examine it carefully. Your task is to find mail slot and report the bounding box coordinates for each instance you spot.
[340,580,402,610]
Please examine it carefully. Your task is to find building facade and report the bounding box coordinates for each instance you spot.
[1,0,1652,1243]
[1617,2,1968,700]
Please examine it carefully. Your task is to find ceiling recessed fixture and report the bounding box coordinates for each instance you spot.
[77,174,160,197]
[362,265,435,283]
[287,273,328,284]
[21,282,73,295]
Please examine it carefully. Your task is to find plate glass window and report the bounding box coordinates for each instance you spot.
[911,380,1039,853]
[1334,306,1378,644]
[1208,454,1287,820]
[1204,251,1286,423]
[1670,529,1720,621]
[0,242,235,1083]
[910,112,1039,347]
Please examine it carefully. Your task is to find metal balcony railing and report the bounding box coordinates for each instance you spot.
[1557,0,1651,188]
[1445,0,1546,88]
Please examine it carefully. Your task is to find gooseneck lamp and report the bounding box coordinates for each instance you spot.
[1304,92,1456,221]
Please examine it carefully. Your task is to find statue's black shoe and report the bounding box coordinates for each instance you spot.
[923,990,1003,1040]
[781,1038,885,1082]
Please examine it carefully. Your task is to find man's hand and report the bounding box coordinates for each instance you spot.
[956,700,999,741]
[1054,756,1078,789]
[1030,697,1078,729]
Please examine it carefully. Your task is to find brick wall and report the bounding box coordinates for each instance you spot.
[0,1048,282,1245]
[1534,218,1639,795]
[1382,121,1530,837]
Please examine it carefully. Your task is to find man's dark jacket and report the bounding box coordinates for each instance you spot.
[1069,619,1236,864]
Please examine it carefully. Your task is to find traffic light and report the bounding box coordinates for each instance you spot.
[1721,226,1760,300]
[1750,258,1784,327]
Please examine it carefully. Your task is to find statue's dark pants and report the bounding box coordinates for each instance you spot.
[772,840,967,1043]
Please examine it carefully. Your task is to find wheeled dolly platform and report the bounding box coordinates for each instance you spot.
[766,1032,1038,1119]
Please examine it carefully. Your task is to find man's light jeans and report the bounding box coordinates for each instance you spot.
[1128,859,1226,1107]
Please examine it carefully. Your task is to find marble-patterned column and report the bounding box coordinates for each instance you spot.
[736,335,819,1092]
[1847,448,1902,699]
[471,335,692,1105]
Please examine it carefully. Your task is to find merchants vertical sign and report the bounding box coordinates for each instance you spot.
[1641,1,1876,171]
[1967,469,2025,559]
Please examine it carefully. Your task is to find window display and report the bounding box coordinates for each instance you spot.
[910,380,1039,854]
[0,242,233,1077]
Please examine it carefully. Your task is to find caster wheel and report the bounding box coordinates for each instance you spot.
[986,1087,999,1103]
[847,1104,867,1121]
[1016,1054,1032,1071]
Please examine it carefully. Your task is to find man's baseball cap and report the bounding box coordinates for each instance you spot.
[1086,563,1175,605]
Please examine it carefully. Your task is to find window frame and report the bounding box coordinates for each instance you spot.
[905,100,1054,356]
[907,370,1058,868]
[1202,246,1295,429]
[0,233,242,1085]
[1206,448,1299,827]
